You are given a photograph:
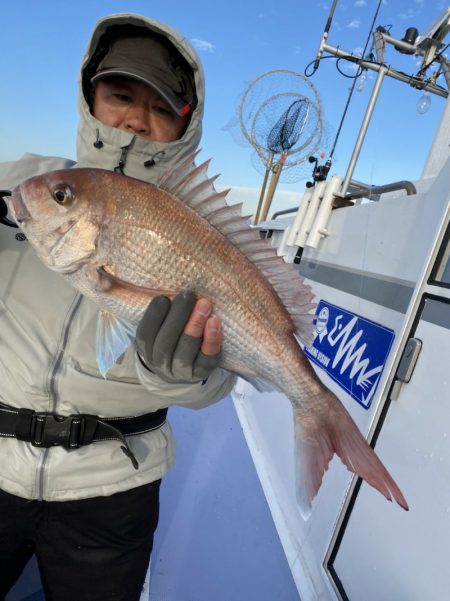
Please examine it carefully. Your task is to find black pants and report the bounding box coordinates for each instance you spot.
[0,480,161,601]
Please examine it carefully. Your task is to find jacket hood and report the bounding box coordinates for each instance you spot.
[76,13,205,183]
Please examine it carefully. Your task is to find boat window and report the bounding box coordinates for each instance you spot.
[433,225,450,285]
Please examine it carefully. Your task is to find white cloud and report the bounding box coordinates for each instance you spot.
[346,62,360,74]
[218,185,300,216]
[347,19,361,29]
[191,38,216,53]
[398,8,415,19]
[258,9,277,18]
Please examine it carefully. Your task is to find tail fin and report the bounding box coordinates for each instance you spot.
[293,395,409,519]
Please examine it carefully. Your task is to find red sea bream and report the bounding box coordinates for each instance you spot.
[8,156,409,517]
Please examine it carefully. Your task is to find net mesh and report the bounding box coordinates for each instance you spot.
[223,70,332,184]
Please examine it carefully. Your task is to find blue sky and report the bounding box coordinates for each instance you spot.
[1,0,448,214]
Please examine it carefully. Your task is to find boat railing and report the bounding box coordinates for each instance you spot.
[337,179,417,204]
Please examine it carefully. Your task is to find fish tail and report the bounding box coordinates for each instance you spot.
[293,394,409,519]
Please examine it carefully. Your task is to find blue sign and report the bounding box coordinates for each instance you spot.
[304,300,395,409]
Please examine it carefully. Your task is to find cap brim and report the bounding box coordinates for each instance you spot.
[91,70,191,117]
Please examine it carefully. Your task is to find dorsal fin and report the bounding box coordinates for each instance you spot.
[171,160,212,197]
[157,152,316,343]
[157,150,202,191]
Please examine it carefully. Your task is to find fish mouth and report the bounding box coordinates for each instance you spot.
[9,187,31,225]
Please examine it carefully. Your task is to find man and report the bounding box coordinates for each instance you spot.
[0,13,235,601]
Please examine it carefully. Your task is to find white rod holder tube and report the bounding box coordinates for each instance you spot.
[305,175,342,248]
[285,188,313,247]
[294,181,326,248]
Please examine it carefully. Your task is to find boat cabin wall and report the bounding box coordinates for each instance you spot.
[235,154,450,600]
[422,96,450,179]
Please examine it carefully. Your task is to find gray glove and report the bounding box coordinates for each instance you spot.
[135,290,221,384]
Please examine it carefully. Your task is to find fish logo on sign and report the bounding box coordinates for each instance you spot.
[305,300,395,409]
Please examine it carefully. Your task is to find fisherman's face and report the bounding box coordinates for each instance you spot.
[92,77,189,142]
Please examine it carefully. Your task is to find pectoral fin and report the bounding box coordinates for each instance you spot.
[96,311,136,378]
[97,266,177,304]
[94,267,180,377]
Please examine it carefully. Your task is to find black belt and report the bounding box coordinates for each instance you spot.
[0,404,168,470]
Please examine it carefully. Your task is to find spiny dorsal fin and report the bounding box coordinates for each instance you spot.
[157,150,202,191]
[171,160,212,197]
[157,152,316,343]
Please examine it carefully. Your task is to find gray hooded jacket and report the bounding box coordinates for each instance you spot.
[0,13,235,501]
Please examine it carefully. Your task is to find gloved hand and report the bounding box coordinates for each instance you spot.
[135,290,222,384]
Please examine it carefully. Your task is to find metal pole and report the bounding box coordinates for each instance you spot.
[322,43,448,98]
[259,154,286,223]
[440,57,450,90]
[253,152,274,224]
[339,65,388,197]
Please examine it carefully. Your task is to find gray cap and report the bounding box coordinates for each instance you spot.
[91,36,195,117]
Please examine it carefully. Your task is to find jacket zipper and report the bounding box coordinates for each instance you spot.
[36,293,84,500]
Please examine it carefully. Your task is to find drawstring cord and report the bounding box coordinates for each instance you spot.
[93,128,104,149]
[0,190,18,229]
[114,136,137,174]
[92,131,166,172]
[144,150,166,168]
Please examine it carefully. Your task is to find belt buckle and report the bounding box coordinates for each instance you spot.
[31,413,86,449]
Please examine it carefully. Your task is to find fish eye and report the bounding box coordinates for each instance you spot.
[52,185,74,205]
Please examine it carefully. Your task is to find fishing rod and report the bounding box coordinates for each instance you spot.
[305,0,383,187]
[310,0,338,75]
